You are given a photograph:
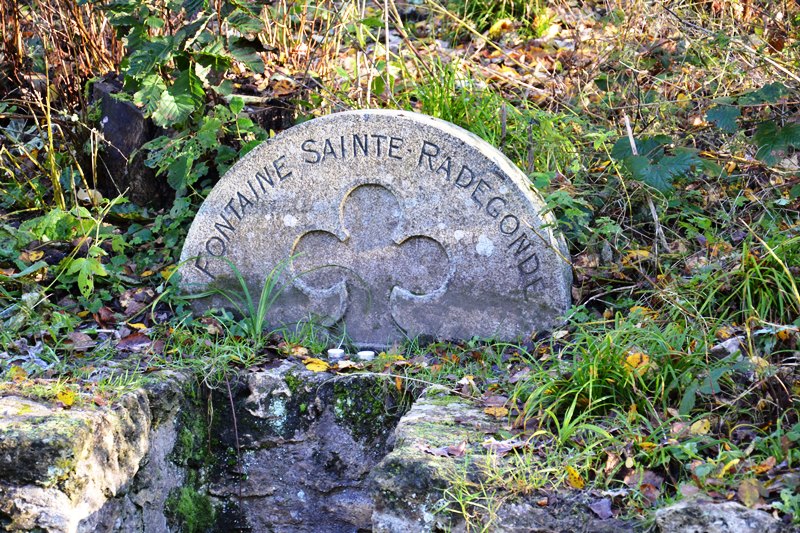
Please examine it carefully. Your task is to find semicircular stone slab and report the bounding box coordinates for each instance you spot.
[179,110,572,347]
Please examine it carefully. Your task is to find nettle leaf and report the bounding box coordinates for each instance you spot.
[152,66,204,127]
[126,37,175,79]
[133,74,167,115]
[707,105,740,134]
[167,154,193,191]
[754,122,800,165]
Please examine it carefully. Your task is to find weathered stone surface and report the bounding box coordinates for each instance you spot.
[179,110,572,347]
[92,79,171,207]
[654,500,788,533]
[207,362,409,532]
[0,372,189,533]
[369,387,637,532]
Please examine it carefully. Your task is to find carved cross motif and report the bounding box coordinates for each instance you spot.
[292,184,451,345]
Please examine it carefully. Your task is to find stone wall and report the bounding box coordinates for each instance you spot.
[0,365,789,532]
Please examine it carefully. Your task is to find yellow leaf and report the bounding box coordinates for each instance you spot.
[690,418,711,435]
[737,478,761,508]
[565,465,585,489]
[624,352,650,376]
[290,345,309,357]
[488,17,514,39]
[140,270,154,277]
[29,250,44,261]
[629,306,657,318]
[335,360,360,370]
[484,406,509,418]
[718,458,740,477]
[160,265,177,280]
[749,356,770,373]
[638,441,657,452]
[303,358,329,372]
[56,389,76,407]
[9,365,27,382]
[751,456,776,475]
[395,376,403,392]
[622,249,650,265]
[716,326,735,340]
[128,323,147,330]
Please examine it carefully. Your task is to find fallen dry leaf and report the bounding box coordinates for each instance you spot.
[56,388,76,408]
[482,437,526,456]
[750,456,776,475]
[334,360,361,371]
[738,478,762,508]
[417,440,467,458]
[291,345,310,358]
[199,316,224,335]
[65,331,96,351]
[482,395,509,407]
[116,332,152,352]
[588,498,613,519]
[624,351,650,376]
[690,418,711,436]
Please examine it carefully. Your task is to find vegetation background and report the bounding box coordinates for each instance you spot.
[0,0,799,528]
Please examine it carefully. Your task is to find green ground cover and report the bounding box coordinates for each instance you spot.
[1,0,799,527]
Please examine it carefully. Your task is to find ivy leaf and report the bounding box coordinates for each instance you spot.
[754,122,800,165]
[706,105,740,133]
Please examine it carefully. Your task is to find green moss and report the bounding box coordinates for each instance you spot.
[284,371,302,394]
[424,394,466,407]
[172,386,211,467]
[332,379,409,442]
[166,486,215,533]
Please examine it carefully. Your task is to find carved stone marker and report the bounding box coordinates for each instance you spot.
[179,110,571,346]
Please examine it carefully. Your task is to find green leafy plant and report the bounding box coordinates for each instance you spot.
[611,135,703,193]
[705,82,798,165]
[142,96,265,194]
[103,0,266,128]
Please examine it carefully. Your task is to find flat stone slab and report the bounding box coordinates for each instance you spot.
[179,110,571,346]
